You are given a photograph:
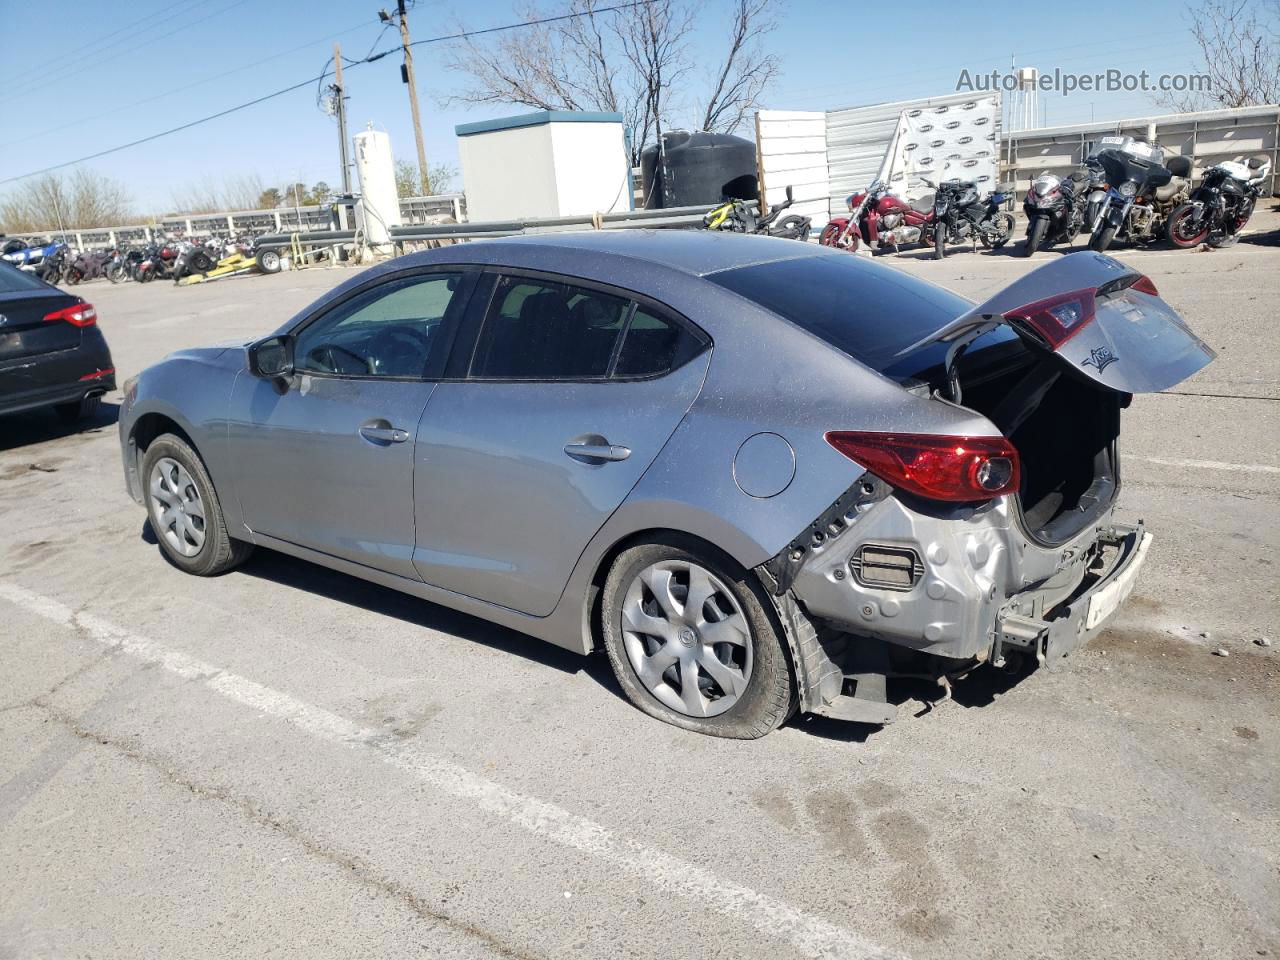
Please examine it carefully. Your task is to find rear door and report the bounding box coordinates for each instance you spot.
[412,271,711,617]
[897,251,1215,393]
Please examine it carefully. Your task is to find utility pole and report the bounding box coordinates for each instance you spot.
[332,44,352,195]
[382,1,431,195]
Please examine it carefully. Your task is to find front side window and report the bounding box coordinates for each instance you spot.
[295,272,463,378]
[470,276,630,379]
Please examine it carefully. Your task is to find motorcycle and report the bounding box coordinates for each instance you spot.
[926,178,1014,259]
[703,185,811,240]
[170,239,218,283]
[2,238,69,283]
[819,179,935,254]
[1021,160,1105,256]
[65,249,112,284]
[1166,154,1272,249]
[1086,137,1192,252]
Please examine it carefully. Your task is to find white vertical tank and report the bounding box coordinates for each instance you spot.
[353,127,401,250]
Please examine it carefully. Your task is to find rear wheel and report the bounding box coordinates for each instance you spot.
[983,213,1015,249]
[54,394,99,423]
[600,536,795,738]
[1023,216,1048,256]
[772,214,810,241]
[1089,223,1118,252]
[141,434,254,576]
[1166,202,1209,248]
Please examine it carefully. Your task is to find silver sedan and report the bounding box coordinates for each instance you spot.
[119,231,1213,737]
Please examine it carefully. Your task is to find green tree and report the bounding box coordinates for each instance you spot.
[256,188,283,209]
[394,159,458,197]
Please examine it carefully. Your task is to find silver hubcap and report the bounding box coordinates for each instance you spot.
[149,457,207,558]
[621,560,752,718]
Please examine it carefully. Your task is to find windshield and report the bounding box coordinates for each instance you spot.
[0,261,50,293]
[707,253,972,372]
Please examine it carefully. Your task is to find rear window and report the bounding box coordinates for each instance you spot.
[706,254,970,372]
[0,261,49,294]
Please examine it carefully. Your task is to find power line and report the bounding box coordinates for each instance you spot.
[14,0,176,69]
[1,2,648,187]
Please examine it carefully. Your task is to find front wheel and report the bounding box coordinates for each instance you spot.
[1166,202,1209,248]
[600,536,795,738]
[982,212,1016,249]
[1023,215,1048,256]
[1089,222,1118,252]
[141,433,254,576]
[107,265,126,283]
[933,223,947,260]
[818,221,848,248]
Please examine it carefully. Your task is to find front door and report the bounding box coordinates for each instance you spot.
[412,272,711,617]
[228,269,470,579]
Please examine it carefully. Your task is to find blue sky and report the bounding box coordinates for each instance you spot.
[0,0,1205,213]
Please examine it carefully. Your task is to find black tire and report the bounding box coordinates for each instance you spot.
[255,248,282,274]
[191,251,216,272]
[771,214,810,241]
[933,223,947,260]
[107,265,125,284]
[1023,216,1048,256]
[54,394,99,423]
[600,535,796,739]
[141,433,254,576]
[1089,223,1117,252]
[1166,202,1209,248]
[984,212,1015,249]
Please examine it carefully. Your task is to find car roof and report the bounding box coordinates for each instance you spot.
[429,229,839,277]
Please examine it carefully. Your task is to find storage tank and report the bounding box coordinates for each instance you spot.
[640,130,757,209]
[353,127,401,250]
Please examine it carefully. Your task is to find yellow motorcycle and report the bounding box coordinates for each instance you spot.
[703,185,810,240]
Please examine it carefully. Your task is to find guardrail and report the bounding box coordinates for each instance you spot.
[253,202,734,250]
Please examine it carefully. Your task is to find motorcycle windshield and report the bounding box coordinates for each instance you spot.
[1095,149,1171,190]
[894,251,1215,394]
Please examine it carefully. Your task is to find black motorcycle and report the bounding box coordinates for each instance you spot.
[1166,154,1272,249]
[926,179,1014,259]
[65,249,111,285]
[1021,161,1103,256]
[1086,137,1190,252]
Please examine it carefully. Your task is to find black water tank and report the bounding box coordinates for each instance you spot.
[640,130,757,209]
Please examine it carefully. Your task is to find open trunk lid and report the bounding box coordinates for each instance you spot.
[897,251,1215,394]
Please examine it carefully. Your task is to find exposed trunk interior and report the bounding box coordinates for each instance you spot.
[955,344,1122,546]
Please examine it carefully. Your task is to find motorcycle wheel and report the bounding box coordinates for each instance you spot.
[1022,216,1048,257]
[982,213,1016,249]
[771,214,811,241]
[65,269,82,285]
[1166,203,1209,248]
[818,222,855,251]
[933,225,947,260]
[1089,223,1118,253]
[108,266,125,284]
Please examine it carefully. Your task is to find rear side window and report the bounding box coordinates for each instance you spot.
[613,307,704,378]
[471,276,629,379]
[707,254,969,372]
[469,276,706,381]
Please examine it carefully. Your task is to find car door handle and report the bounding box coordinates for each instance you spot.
[564,441,631,463]
[359,422,410,444]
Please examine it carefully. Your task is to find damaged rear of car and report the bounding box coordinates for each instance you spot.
[703,250,1213,727]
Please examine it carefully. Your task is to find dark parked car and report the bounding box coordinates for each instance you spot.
[0,261,114,422]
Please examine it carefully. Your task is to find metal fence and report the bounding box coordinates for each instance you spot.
[11,194,467,249]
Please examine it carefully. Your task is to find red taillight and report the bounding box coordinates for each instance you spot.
[43,302,97,327]
[79,367,114,381]
[1129,274,1158,295]
[1004,287,1094,348]
[826,431,1020,503]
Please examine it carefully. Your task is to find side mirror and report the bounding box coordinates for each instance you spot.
[248,335,294,379]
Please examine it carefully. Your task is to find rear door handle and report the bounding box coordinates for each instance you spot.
[360,421,410,444]
[564,441,631,463]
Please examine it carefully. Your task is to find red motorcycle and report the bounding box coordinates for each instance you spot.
[818,179,938,254]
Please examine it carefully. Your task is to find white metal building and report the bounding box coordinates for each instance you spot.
[456,111,633,223]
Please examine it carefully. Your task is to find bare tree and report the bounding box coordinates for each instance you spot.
[0,169,133,233]
[1159,0,1280,110]
[445,0,781,162]
[167,174,268,215]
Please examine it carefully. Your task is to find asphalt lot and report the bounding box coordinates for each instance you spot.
[2,211,1277,959]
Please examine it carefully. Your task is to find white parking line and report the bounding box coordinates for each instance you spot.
[0,582,908,960]
[1131,456,1280,475]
